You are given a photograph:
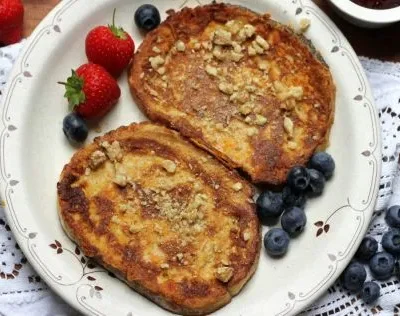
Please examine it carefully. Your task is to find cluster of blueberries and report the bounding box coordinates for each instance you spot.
[257,152,335,256]
[341,205,400,304]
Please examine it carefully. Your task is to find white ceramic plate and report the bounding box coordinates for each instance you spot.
[0,0,381,315]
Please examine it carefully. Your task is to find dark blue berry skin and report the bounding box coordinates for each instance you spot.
[341,262,367,292]
[385,205,400,228]
[134,4,161,31]
[256,191,284,223]
[281,207,307,237]
[287,166,310,192]
[355,236,378,261]
[307,168,326,197]
[382,229,400,255]
[282,186,307,208]
[369,252,395,280]
[361,281,380,304]
[63,113,88,143]
[308,152,335,179]
[264,228,290,257]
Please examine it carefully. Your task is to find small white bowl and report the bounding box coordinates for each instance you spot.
[327,0,400,28]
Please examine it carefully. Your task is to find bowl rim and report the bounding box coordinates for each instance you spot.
[329,0,400,23]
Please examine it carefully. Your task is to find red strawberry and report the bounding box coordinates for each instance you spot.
[59,63,121,119]
[85,9,135,77]
[0,0,24,45]
[0,25,22,45]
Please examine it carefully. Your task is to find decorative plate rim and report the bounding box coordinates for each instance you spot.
[0,0,381,315]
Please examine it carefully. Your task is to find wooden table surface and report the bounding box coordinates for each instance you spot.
[22,0,400,62]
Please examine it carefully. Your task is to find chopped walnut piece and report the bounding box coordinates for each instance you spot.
[237,24,256,42]
[101,141,123,162]
[213,29,232,46]
[205,65,218,77]
[255,35,270,50]
[129,224,143,234]
[232,41,242,53]
[176,253,184,262]
[157,67,166,75]
[230,91,249,104]
[225,20,242,34]
[254,114,268,126]
[162,160,177,173]
[287,141,297,150]
[152,46,161,53]
[89,150,107,169]
[248,45,256,56]
[160,263,170,269]
[284,117,294,137]
[232,182,243,191]
[243,231,251,241]
[299,18,311,33]
[149,55,165,69]
[176,40,186,52]
[216,266,234,283]
[258,60,270,71]
[114,169,128,187]
[239,103,254,115]
[218,82,234,95]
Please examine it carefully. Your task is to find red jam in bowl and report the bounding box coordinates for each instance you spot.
[350,0,400,9]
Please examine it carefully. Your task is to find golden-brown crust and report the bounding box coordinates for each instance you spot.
[57,122,260,315]
[129,3,335,185]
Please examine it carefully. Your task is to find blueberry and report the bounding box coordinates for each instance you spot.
[308,152,335,179]
[355,236,378,261]
[63,113,88,143]
[307,168,325,197]
[282,186,306,208]
[369,252,395,280]
[361,281,380,304]
[263,228,290,257]
[256,191,284,222]
[134,4,161,31]
[385,205,400,228]
[281,206,307,237]
[287,166,310,192]
[341,262,367,292]
[382,229,400,255]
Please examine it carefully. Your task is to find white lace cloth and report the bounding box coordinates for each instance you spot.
[1,43,400,316]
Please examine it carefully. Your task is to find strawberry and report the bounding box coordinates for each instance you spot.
[85,9,135,77]
[59,63,121,119]
[0,0,24,45]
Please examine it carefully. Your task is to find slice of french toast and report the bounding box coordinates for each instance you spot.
[57,122,260,315]
[129,3,335,185]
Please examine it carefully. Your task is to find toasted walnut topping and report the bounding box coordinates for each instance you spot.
[111,215,121,225]
[232,41,242,53]
[89,150,107,169]
[239,103,254,115]
[299,18,311,32]
[247,127,258,137]
[175,40,186,52]
[129,224,143,234]
[149,55,165,69]
[274,81,303,100]
[230,51,244,62]
[202,41,212,50]
[248,45,256,56]
[232,182,243,191]
[213,29,232,46]
[225,20,242,34]
[258,60,270,71]
[216,266,234,283]
[160,263,170,269]
[287,141,297,150]
[230,91,249,104]
[84,168,91,176]
[101,141,123,162]
[221,258,230,266]
[193,42,201,50]
[212,45,223,60]
[152,46,161,53]
[203,53,213,61]
[243,231,251,241]
[254,114,268,126]
[176,253,184,262]
[205,65,218,77]
[255,35,270,50]
[284,117,294,137]
[161,75,167,81]
[161,160,177,173]
[237,24,256,42]
[157,67,166,75]
[244,115,252,123]
[251,41,264,54]
[219,82,234,95]
[215,123,225,131]
[245,85,257,93]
